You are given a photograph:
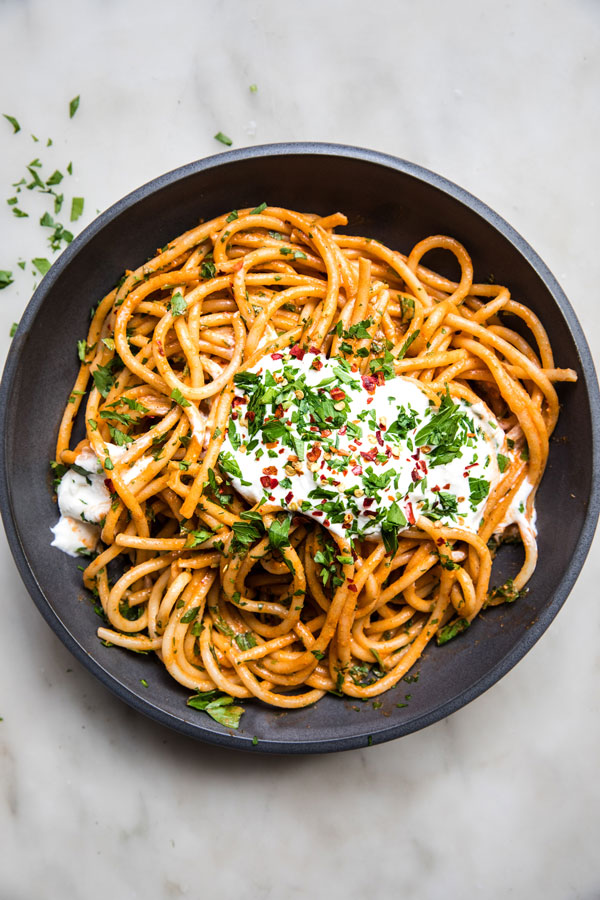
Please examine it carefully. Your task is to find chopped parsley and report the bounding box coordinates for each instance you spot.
[187,690,244,728]
[3,113,20,133]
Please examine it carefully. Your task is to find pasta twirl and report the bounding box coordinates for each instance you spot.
[52,206,576,712]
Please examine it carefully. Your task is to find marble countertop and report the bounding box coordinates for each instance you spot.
[1,1,599,897]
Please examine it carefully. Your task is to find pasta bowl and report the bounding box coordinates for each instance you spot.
[1,143,599,753]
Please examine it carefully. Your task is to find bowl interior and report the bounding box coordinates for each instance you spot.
[2,146,597,752]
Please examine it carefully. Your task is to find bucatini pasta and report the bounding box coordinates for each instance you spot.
[51,205,576,719]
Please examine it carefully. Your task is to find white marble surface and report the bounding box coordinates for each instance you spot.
[1,1,599,897]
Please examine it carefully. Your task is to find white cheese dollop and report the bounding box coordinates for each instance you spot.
[51,444,153,557]
[496,476,538,538]
[51,448,109,557]
[220,348,509,541]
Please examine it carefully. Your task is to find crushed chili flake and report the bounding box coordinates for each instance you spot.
[362,374,378,393]
[307,444,321,463]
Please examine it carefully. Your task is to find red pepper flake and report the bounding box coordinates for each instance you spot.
[321,429,332,438]
[367,397,374,405]
[260,475,271,488]
[339,425,347,436]
[104,478,114,492]
[363,498,374,507]
[406,502,415,524]
[313,510,323,516]
[443,482,450,490]
[347,582,358,592]
[311,358,323,371]
[285,491,293,503]
[436,537,445,546]
[231,396,246,408]
[411,467,422,482]
[362,374,378,393]
[262,465,277,475]
[375,430,383,446]
[352,465,363,476]
[309,346,320,354]
[330,387,346,402]
[323,519,331,527]
[432,485,441,493]
[361,447,378,462]
[274,404,284,419]
[307,444,322,463]
[247,410,255,422]
[271,352,283,359]
[289,345,305,360]
[155,339,164,357]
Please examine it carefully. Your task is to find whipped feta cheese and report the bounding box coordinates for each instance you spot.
[51,444,153,557]
[50,515,100,557]
[220,346,509,541]
[51,447,109,557]
[55,448,111,523]
[497,476,538,538]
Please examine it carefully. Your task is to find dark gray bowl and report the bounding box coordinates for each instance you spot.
[1,143,599,753]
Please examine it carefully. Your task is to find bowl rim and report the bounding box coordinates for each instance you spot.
[1,141,599,754]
